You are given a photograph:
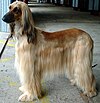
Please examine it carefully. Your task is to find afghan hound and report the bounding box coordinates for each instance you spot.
[2,1,97,102]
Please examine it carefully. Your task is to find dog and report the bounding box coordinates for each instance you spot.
[2,1,97,102]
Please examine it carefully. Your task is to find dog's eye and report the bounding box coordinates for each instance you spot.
[13,7,18,13]
[9,6,11,9]
[13,7,21,14]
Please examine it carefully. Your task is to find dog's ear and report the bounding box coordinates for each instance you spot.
[22,6,35,43]
[9,23,15,35]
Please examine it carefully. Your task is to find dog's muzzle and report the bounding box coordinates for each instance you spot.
[2,11,15,23]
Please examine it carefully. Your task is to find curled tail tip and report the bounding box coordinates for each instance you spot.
[92,64,98,68]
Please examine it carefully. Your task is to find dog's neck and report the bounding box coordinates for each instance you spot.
[11,21,37,44]
[15,21,22,30]
[12,21,23,39]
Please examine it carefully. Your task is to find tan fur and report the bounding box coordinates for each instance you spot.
[7,1,97,102]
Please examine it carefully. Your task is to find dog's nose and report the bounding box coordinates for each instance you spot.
[2,15,8,22]
[2,12,15,23]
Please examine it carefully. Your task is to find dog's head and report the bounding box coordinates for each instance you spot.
[2,1,35,43]
[2,1,24,23]
[2,1,34,30]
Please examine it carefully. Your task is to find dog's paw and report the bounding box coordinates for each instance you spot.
[84,90,97,97]
[19,86,25,93]
[88,91,97,97]
[70,79,76,86]
[18,92,34,102]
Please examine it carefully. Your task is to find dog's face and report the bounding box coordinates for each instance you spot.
[2,1,24,23]
[2,1,35,43]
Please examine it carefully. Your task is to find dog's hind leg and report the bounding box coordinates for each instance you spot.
[73,40,97,97]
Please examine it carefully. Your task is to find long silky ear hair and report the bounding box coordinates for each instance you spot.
[21,4,35,43]
[9,23,15,35]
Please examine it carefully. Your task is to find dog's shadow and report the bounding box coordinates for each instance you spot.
[93,69,100,92]
[41,75,75,97]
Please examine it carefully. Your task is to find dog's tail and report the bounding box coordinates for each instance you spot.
[92,64,97,68]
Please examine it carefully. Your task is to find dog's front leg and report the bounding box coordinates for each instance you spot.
[18,72,42,102]
[18,59,42,102]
